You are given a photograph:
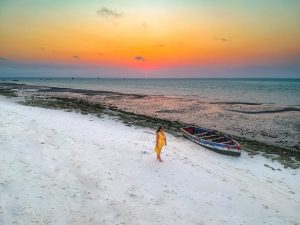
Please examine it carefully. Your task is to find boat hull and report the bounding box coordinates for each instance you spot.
[181,127,241,157]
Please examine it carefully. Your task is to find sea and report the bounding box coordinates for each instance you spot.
[2,78,300,106]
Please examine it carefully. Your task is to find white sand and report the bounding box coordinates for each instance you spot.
[0,96,299,225]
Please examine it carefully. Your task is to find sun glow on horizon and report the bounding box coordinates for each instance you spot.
[0,0,299,77]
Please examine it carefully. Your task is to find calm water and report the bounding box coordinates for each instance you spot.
[2,78,300,106]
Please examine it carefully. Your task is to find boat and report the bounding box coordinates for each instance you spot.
[180,126,241,156]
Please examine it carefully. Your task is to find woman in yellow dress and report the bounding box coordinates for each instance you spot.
[154,127,167,162]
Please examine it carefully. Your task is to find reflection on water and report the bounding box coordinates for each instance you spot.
[2,78,300,106]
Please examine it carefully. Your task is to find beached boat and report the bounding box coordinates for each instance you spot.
[180,126,241,156]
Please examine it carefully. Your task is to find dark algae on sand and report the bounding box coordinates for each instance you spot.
[1,82,299,169]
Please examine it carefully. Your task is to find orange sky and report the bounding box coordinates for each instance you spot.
[0,0,300,77]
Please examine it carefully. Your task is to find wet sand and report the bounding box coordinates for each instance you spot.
[1,82,300,168]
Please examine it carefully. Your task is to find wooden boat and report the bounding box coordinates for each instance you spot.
[180,126,241,156]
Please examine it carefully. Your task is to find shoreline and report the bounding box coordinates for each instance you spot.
[1,82,300,168]
[1,94,300,225]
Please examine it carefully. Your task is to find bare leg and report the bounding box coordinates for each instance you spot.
[157,154,163,162]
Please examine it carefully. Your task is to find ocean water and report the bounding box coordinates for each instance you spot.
[2,78,300,106]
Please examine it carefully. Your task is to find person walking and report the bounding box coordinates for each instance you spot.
[154,127,167,162]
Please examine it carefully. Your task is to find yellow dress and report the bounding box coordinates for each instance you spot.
[154,131,166,154]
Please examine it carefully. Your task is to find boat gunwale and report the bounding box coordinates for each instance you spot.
[180,126,241,152]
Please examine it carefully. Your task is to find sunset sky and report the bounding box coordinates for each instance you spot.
[0,0,300,77]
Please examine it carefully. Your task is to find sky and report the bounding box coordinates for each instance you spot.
[0,0,300,78]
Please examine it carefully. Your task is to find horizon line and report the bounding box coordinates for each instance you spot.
[1,76,299,80]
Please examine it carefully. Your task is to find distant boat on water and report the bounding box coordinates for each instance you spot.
[181,126,241,156]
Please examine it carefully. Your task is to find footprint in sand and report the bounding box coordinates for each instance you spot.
[129,193,137,198]
[205,169,212,174]
[99,219,106,224]
[154,199,163,205]
[240,188,248,193]
[164,189,176,195]
[196,222,205,225]
[263,204,269,209]
[205,201,213,206]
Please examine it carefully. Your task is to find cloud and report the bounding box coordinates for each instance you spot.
[214,37,230,42]
[153,43,165,47]
[97,7,123,18]
[97,52,104,55]
[0,57,7,60]
[40,47,45,51]
[134,56,146,61]
[142,22,149,28]
[73,56,80,59]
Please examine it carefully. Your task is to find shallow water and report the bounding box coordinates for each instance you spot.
[2,78,300,106]
[0,81,299,157]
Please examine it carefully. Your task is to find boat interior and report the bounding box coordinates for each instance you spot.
[183,127,236,145]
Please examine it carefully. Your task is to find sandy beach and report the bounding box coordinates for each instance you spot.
[1,0,300,224]
[1,82,299,154]
[1,82,299,169]
[1,95,299,225]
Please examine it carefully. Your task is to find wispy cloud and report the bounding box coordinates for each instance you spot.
[97,52,104,55]
[153,43,165,47]
[142,22,149,28]
[73,55,80,59]
[134,56,146,61]
[97,7,123,18]
[214,37,231,42]
[40,47,45,51]
[0,56,7,60]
